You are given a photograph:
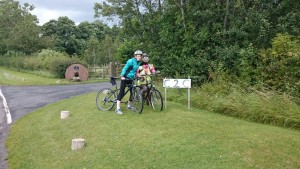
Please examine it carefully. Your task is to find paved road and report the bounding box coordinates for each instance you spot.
[0,82,111,169]
[1,83,111,121]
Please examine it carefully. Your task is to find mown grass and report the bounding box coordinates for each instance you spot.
[6,93,300,169]
[0,67,104,86]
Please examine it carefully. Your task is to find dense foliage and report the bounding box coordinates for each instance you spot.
[94,0,300,95]
[0,0,53,54]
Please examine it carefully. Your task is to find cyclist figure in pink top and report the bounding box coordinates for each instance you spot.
[136,53,156,103]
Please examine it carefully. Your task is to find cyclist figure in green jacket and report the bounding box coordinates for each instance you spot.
[115,50,142,115]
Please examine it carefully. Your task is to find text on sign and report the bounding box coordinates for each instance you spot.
[163,79,191,88]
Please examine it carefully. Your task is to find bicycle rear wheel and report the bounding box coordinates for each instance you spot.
[150,89,163,111]
[131,88,144,113]
[96,88,116,111]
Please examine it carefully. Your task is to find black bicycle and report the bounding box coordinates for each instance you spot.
[96,77,144,113]
[139,73,163,112]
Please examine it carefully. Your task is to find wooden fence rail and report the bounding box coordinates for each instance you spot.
[88,62,124,79]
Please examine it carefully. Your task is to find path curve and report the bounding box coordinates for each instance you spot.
[0,82,111,169]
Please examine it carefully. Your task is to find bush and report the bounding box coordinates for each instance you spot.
[258,34,300,97]
[23,57,43,70]
[0,56,26,70]
[36,49,68,70]
[48,56,84,79]
[1,49,87,78]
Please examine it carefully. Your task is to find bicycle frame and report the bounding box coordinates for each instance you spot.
[110,77,135,104]
[139,73,163,111]
[139,74,158,94]
[96,77,147,113]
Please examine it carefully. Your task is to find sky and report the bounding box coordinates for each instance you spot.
[18,0,112,25]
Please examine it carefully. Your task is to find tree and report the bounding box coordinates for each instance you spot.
[94,0,300,86]
[5,16,54,54]
[99,35,115,63]
[0,0,48,54]
[94,0,164,64]
[42,16,81,55]
[84,36,101,66]
[95,0,162,41]
[43,18,112,57]
[77,21,108,41]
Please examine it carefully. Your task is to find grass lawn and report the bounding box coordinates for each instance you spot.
[0,67,104,86]
[6,92,300,169]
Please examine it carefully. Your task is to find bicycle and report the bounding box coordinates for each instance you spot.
[96,77,144,113]
[138,73,163,112]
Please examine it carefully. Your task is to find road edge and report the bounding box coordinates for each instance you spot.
[0,88,12,124]
[0,87,9,169]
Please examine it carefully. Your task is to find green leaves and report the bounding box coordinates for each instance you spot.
[0,0,41,54]
[259,34,300,96]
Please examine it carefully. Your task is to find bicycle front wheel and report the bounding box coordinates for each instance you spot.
[132,88,144,113]
[96,88,116,111]
[150,89,163,111]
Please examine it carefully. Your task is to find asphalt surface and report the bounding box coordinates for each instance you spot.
[0,82,111,169]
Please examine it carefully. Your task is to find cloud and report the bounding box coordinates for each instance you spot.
[32,7,95,25]
[20,0,97,11]
[18,0,101,25]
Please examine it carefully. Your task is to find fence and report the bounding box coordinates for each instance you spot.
[88,62,124,79]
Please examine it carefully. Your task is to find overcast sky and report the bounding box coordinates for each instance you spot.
[18,0,111,25]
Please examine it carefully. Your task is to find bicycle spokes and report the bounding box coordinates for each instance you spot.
[132,90,143,113]
[150,89,163,111]
[96,88,116,111]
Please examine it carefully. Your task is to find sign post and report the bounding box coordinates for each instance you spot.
[163,78,191,110]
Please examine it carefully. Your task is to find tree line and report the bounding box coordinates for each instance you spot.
[0,0,300,97]
[95,0,300,97]
[0,0,120,66]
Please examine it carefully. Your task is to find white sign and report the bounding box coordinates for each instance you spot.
[163,79,191,88]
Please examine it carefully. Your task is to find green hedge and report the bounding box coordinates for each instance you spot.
[0,49,86,78]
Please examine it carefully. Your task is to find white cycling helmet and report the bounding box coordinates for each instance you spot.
[134,50,143,55]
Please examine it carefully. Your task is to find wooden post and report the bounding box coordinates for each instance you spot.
[71,138,85,150]
[188,76,190,111]
[116,64,119,77]
[164,78,167,109]
[60,111,69,119]
[102,65,105,79]
[109,62,116,77]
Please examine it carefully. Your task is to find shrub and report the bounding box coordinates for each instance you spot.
[0,56,25,70]
[48,56,83,78]
[166,76,300,129]
[23,57,42,70]
[258,34,300,97]
[1,49,87,78]
[36,49,69,70]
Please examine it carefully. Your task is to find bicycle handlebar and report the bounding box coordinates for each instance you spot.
[110,71,161,86]
[110,76,136,86]
[139,71,161,77]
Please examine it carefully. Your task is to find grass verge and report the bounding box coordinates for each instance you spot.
[6,93,300,169]
[0,67,105,86]
[164,81,300,130]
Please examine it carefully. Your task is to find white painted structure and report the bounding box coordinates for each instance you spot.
[163,78,192,110]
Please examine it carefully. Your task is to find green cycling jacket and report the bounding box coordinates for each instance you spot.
[120,58,141,79]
